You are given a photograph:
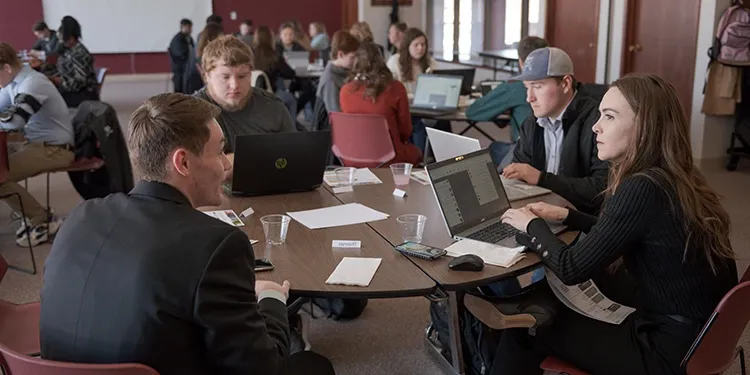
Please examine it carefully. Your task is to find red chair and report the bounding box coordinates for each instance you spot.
[541,275,750,375]
[329,112,396,168]
[0,342,159,375]
[0,131,36,274]
[0,254,41,355]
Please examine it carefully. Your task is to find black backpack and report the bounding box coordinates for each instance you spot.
[429,298,502,375]
[312,298,368,320]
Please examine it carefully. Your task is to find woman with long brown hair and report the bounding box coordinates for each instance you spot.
[339,43,422,167]
[466,73,738,375]
[185,23,224,94]
[386,27,436,93]
[252,26,297,117]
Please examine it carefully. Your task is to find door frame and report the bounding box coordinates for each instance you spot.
[544,0,600,82]
[342,0,359,30]
[620,0,640,76]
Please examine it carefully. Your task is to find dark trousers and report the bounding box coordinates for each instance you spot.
[490,270,701,375]
[286,351,335,375]
[172,69,185,94]
[62,89,99,108]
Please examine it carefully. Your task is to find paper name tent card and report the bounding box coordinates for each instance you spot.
[203,210,245,227]
[287,203,389,229]
[324,168,383,187]
[326,257,382,287]
[445,239,526,268]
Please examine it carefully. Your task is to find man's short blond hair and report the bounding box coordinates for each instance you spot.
[0,42,22,69]
[201,35,255,74]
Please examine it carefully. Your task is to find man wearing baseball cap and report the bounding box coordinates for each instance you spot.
[501,47,608,214]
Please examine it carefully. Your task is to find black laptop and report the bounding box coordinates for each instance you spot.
[432,68,476,95]
[230,131,331,196]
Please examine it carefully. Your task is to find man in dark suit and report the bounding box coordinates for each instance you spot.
[168,19,194,94]
[40,93,334,375]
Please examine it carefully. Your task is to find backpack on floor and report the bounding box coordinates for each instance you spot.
[312,298,368,320]
[429,299,502,375]
[709,2,750,66]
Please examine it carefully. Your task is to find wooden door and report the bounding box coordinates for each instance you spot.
[622,0,700,115]
[342,0,359,30]
[545,0,600,83]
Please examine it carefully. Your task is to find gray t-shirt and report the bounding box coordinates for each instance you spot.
[194,87,296,153]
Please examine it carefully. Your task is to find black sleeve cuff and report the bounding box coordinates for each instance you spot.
[562,209,598,233]
[525,218,566,257]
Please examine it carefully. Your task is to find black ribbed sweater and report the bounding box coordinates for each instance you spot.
[527,174,738,321]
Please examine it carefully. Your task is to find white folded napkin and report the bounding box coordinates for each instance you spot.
[325,257,382,287]
[445,239,526,268]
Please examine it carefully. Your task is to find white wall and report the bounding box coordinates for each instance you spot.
[358,0,427,47]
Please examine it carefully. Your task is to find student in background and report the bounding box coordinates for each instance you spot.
[387,22,407,56]
[349,22,385,57]
[469,73,738,375]
[197,14,222,42]
[340,43,421,167]
[277,23,306,53]
[30,21,60,57]
[386,27,436,94]
[290,20,312,51]
[253,26,297,118]
[185,23,224,94]
[50,16,98,107]
[467,36,549,167]
[309,22,330,51]
[168,18,195,94]
[236,20,254,46]
[316,31,359,114]
[194,35,295,156]
[503,47,608,214]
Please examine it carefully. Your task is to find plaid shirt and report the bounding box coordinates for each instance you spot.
[56,42,97,93]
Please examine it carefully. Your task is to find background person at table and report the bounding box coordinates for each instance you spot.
[309,22,330,51]
[236,19,254,46]
[253,26,298,119]
[40,93,335,375]
[194,35,295,156]
[387,22,407,56]
[503,47,607,215]
[184,22,224,94]
[349,22,385,57]
[168,18,194,94]
[277,23,306,53]
[30,21,60,57]
[0,42,73,247]
[466,36,549,167]
[386,27,436,94]
[50,16,99,107]
[313,30,360,130]
[339,43,421,167]
[468,73,738,375]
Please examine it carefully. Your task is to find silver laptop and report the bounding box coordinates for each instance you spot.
[410,74,462,116]
[426,128,481,162]
[284,51,310,68]
[501,176,553,202]
[425,149,564,247]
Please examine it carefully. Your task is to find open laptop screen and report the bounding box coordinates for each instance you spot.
[413,74,462,109]
[426,149,511,236]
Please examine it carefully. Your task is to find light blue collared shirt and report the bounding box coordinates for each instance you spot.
[536,95,575,174]
[0,66,74,145]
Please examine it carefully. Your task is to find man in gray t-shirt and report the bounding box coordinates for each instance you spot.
[193,35,296,154]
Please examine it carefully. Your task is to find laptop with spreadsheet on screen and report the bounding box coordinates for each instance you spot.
[410,74,462,117]
[425,149,564,247]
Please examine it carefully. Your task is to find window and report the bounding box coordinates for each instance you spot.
[428,0,546,61]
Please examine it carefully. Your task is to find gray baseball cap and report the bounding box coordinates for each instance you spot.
[510,47,574,81]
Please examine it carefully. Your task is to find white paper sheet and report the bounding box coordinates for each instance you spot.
[444,239,526,268]
[287,203,389,229]
[203,210,245,227]
[324,168,383,187]
[410,170,431,185]
[545,270,636,325]
[326,257,382,286]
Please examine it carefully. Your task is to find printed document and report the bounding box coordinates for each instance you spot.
[546,270,636,325]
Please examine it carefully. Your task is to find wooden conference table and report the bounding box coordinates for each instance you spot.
[215,167,574,374]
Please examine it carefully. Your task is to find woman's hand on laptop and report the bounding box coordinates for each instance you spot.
[502,163,541,185]
[501,207,538,233]
[526,202,569,223]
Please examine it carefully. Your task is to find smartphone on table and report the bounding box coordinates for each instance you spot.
[255,258,274,272]
[394,241,447,260]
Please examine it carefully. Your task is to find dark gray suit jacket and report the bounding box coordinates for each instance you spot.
[40,181,290,375]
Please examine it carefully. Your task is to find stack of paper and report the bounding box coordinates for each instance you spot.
[287,203,389,229]
[326,257,382,286]
[324,168,383,187]
[410,170,430,185]
[445,239,526,268]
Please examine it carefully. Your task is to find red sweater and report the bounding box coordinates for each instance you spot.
[339,80,422,167]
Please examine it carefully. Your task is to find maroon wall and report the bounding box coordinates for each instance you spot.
[0,0,342,74]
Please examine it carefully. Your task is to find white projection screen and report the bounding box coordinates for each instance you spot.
[42,0,213,53]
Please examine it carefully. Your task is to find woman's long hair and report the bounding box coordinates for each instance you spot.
[252,26,278,73]
[197,23,224,58]
[608,73,734,273]
[398,28,430,82]
[347,42,393,101]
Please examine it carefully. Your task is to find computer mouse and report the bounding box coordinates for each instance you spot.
[448,254,485,272]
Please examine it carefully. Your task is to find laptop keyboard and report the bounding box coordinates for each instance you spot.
[466,221,520,244]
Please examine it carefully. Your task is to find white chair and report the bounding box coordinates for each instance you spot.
[251,70,273,93]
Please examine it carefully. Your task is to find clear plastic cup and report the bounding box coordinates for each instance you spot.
[397,214,427,243]
[334,167,357,187]
[261,214,291,245]
[390,163,413,186]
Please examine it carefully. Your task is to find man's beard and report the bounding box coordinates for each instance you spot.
[208,87,252,112]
